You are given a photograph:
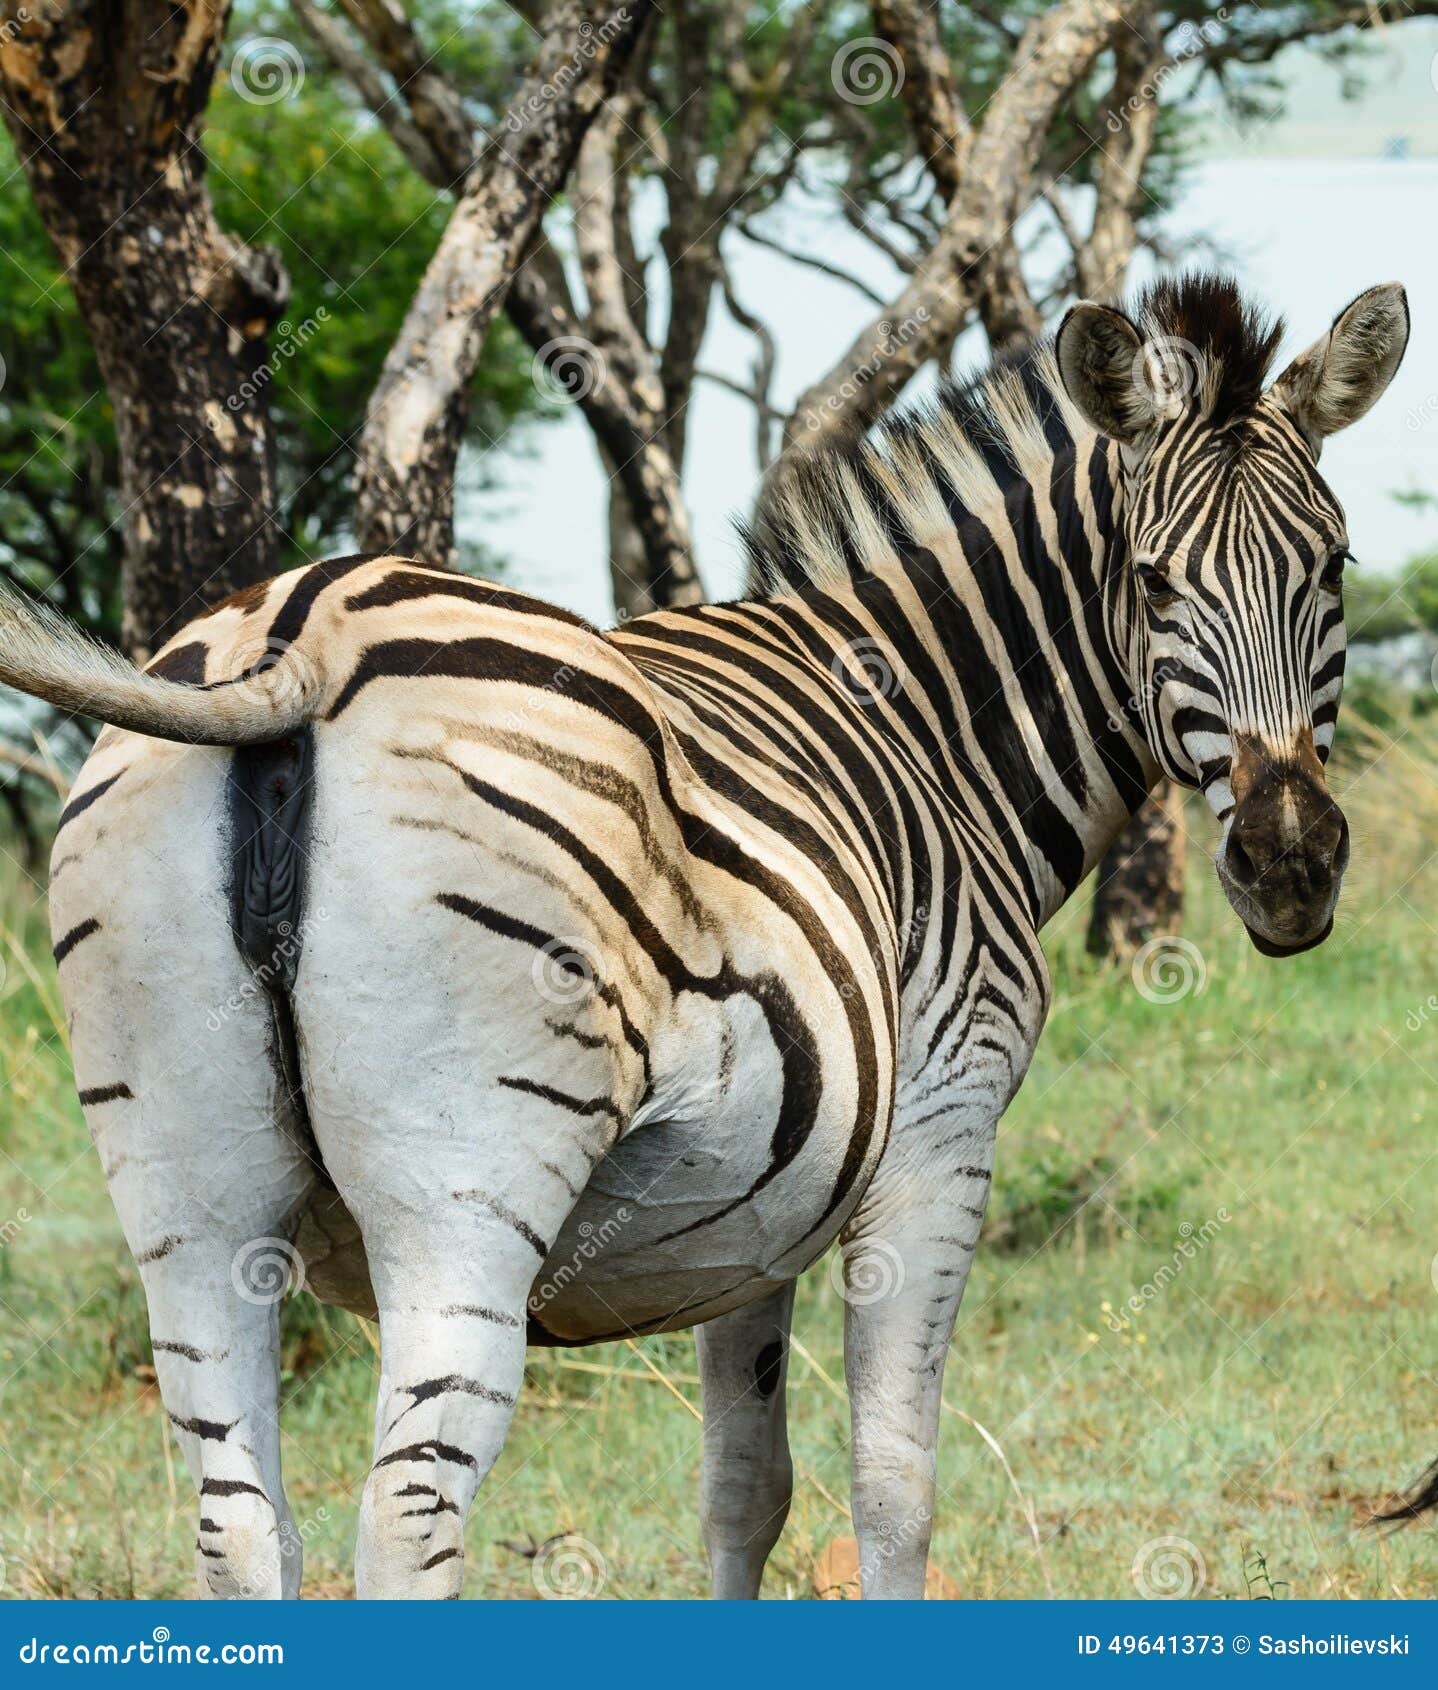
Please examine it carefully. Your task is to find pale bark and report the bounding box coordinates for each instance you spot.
[785,0,1147,450]
[0,0,289,659]
[351,0,651,562]
[301,0,699,606]
[1056,4,1165,304]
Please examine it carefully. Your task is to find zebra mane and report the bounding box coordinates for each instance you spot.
[1135,270,1285,426]
[744,271,1285,598]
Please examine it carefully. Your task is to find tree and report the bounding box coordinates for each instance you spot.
[0,16,546,848]
[0,2,289,660]
[348,0,654,564]
[294,0,835,615]
[1,0,1431,877]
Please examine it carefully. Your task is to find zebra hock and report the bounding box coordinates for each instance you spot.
[0,272,1412,1598]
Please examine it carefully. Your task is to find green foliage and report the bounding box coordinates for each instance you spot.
[1346,552,1438,644]
[0,23,546,646]
[0,149,119,639]
[205,78,539,561]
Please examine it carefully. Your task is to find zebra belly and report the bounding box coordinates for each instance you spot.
[298,1098,859,1343]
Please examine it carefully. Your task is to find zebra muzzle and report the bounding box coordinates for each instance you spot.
[1219,730,1349,955]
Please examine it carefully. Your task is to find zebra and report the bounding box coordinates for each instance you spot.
[0,272,1407,1600]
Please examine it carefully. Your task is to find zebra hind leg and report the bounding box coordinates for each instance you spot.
[74,1010,315,1598]
[51,755,318,1599]
[694,1283,796,1598]
[322,1084,620,1600]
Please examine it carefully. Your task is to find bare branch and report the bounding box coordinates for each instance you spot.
[736,221,889,307]
[871,0,969,202]
[718,265,780,470]
[785,0,1149,451]
[290,0,450,185]
[574,98,664,416]
[337,0,476,184]
[352,0,653,561]
[507,262,700,607]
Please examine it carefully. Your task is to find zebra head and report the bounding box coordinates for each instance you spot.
[1056,275,1410,955]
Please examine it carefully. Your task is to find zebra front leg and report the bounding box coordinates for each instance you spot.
[841,1134,996,1599]
[695,1282,796,1598]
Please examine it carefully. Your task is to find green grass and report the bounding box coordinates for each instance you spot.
[1,719,1437,1600]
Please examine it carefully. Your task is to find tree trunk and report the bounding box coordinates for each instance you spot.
[1086,779,1187,957]
[0,2,289,660]
[602,463,656,621]
[351,0,651,564]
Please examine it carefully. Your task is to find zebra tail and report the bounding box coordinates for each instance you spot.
[1369,1456,1438,1526]
[0,580,322,746]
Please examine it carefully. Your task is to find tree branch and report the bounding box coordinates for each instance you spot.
[291,0,449,185]
[351,0,652,562]
[737,219,890,307]
[785,0,1148,450]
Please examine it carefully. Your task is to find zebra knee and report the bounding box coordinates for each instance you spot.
[194,1476,292,1600]
[357,1443,472,1599]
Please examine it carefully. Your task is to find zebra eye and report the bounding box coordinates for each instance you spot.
[1136,562,1178,608]
[1321,548,1352,593]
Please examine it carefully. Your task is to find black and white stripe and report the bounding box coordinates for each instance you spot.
[5,271,1408,1598]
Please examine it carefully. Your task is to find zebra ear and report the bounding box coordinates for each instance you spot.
[1270,283,1409,451]
[1054,302,1160,444]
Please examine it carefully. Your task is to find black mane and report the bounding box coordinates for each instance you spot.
[1135,270,1285,425]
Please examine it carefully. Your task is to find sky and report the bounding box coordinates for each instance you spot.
[466,21,1438,624]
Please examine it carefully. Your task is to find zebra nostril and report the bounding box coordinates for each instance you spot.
[1316,808,1349,875]
[1333,812,1351,874]
[1225,830,1259,888]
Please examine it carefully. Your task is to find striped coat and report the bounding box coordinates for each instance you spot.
[10,272,1409,1598]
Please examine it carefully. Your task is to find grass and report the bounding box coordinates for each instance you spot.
[1,715,1437,1600]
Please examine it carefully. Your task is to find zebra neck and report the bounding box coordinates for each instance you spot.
[836,437,1159,927]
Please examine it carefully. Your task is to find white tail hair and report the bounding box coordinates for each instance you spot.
[0,582,322,745]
